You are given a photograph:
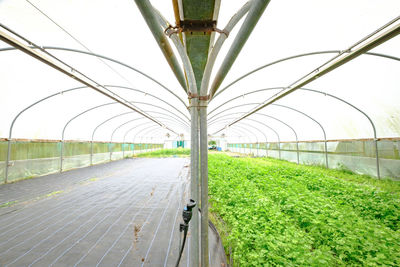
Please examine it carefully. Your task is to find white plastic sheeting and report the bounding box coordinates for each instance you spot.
[0,0,399,178]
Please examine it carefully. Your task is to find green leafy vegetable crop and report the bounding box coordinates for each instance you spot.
[133,148,190,158]
[208,154,400,266]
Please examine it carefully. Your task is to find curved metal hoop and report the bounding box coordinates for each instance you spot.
[211,50,400,100]
[0,46,188,109]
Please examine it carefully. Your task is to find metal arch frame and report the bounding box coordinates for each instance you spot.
[130,125,162,154]
[119,117,185,155]
[225,126,254,154]
[211,112,300,163]
[118,119,152,158]
[229,121,265,156]
[140,128,166,153]
[0,29,176,134]
[227,130,247,154]
[230,125,261,155]
[211,117,282,159]
[300,88,381,178]
[113,117,180,145]
[137,127,166,143]
[91,113,184,164]
[226,132,246,145]
[104,85,189,122]
[93,116,143,164]
[133,126,164,153]
[118,115,187,144]
[227,127,269,156]
[93,110,188,144]
[4,83,189,182]
[209,87,282,117]
[210,117,271,142]
[91,113,143,164]
[224,126,253,142]
[91,110,188,165]
[123,124,160,155]
[272,103,329,167]
[0,46,189,109]
[4,85,86,183]
[210,102,329,167]
[62,100,188,143]
[214,18,400,134]
[133,127,166,154]
[213,112,298,150]
[210,50,400,100]
[110,112,189,142]
[222,118,268,156]
[225,128,249,154]
[210,86,381,176]
[125,123,156,144]
[222,123,259,143]
[253,113,299,163]
[60,101,188,171]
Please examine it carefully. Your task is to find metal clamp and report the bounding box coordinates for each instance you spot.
[165,20,229,37]
[188,93,210,101]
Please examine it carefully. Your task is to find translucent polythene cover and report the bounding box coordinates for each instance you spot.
[0,0,399,143]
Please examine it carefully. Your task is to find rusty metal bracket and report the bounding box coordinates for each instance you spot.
[165,20,228,37]
[188,93,210,101]
[188,92,198,99]
[199,95,210,101]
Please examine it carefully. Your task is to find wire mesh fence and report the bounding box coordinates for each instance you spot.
[0,139,163,183]
[227,138,400,179]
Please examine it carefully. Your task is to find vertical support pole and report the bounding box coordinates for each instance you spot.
[199,100,209,267]
[296,141,300,164]
[265,142,268,157]
[278,141,281,160]
[190,99,200,267]
[324,140,329,168]
[374,138,381,179]
[122,142,125,158]
[60,140,64,172]
[257,143,259,157]
[4,138,12,183]
[90,141,94,165]
[109,142,112,161]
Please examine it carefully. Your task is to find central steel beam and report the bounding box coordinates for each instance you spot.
[135,2,269,266]
[181,0,219,92]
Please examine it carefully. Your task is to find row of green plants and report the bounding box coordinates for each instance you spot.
[133,148,190,158]
[208,154,400,266]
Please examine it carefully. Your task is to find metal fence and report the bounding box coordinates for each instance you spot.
[227,137,400,179]
[0,138,163,183]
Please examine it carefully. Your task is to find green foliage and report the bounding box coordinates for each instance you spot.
[208,154,400,266]
[209,140,217,145]
[134,148,190,158]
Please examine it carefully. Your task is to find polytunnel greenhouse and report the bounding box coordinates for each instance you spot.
[1,0,400,266]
